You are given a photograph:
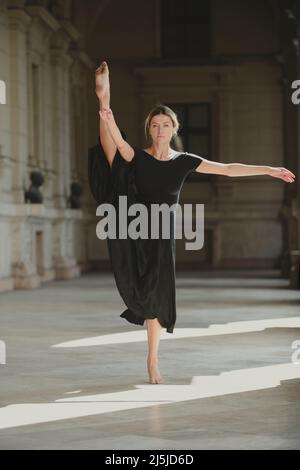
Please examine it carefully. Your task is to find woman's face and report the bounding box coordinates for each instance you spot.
[149,114,175,145]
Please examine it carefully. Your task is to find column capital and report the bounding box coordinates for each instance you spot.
[69,48,94,71]
[25,6,60,33]
[7,8,31,33]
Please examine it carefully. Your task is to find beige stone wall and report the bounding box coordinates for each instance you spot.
[0,1,98,292]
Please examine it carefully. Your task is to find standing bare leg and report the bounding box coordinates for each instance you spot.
[146,318,164,384]
[95,61,117,168]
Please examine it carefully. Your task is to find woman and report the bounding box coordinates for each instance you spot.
[94,61,295,385]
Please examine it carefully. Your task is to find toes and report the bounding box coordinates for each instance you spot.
[149,377,163,384]
[149,376,163,384]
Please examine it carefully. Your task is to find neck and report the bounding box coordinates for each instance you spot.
[150,142,172,158]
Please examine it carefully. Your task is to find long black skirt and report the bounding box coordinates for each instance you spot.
[88,145,177,333]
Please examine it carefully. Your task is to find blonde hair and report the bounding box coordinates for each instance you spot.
[144,104,180,141]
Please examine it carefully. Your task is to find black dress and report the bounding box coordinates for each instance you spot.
[88,144,203,333]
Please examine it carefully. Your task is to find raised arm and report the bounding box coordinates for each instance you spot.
[196,158,295,183]
[99,108,134,162]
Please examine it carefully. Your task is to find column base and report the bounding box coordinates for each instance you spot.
[12,262,40,289]
[40,268,56,283]
[54,257,81,280]
[0,277,14,293]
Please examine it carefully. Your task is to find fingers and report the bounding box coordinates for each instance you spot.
[99,109,108,119]
[282,174,295,183]
[281,168,295,178]
[278,168,295,183]
[273,172,294,183]
[99,108,112,121]
[103,108,112,116]
[286,172,295,183]
[282,175,294,183]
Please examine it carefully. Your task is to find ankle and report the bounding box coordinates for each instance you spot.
[147,355,158,364]
[99,96,110,110]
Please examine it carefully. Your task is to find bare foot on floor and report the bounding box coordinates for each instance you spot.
[147,358,164,384]
[95,61,110,101]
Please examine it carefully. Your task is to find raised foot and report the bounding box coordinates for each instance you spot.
[95,61,110,100]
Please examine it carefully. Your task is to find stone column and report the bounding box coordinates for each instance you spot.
[48,33,73,209]
[7,6,31,203]
[68,49,92,199]
[0,2,12,204]
[48,34,84,280]
[275,5,300,282]
[10,212,40,289]
[52,211,81,280]
[215,88,234,210]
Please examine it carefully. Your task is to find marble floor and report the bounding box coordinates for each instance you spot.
[0,271,299,450]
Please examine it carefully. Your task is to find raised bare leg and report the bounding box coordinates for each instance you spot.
[95,61,117,167]
[146,318,164,384]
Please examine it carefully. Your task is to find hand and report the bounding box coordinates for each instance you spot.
[269,167,295,183]
[99,108,114,122]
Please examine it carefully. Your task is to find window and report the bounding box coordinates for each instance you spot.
[167,102,212,181]
[161,0,211,61]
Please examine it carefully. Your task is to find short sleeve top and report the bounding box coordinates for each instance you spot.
[131,147,204,205]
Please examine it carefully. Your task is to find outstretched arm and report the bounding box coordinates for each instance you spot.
[196,159,295,183]
[99,108,134,162]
